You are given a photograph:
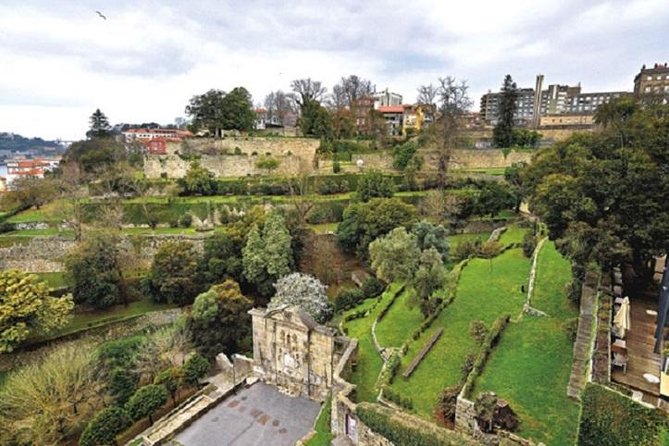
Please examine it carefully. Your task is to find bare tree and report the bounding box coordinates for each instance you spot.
[336,74,373,108]
[264,90,295,126]
[416,83,439,108]
[290,78,327,109]
[426,76,473,188]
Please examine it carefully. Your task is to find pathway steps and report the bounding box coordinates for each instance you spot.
[567,272,599,400]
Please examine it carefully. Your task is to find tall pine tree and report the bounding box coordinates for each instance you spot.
[86,109,112,139]
[493,75,518,148]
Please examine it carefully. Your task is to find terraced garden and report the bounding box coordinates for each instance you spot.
[340,227,582,445]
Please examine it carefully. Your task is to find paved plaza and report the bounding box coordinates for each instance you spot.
[175,382,321,446]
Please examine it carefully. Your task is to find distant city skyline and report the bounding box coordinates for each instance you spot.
[0,0,667,140]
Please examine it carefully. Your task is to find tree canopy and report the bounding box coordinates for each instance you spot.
[356,170,396,202]
[185,87,255,136]
[188,279,253,359]
[178,161,217,196]
[268,273,332,323]
[147,240,201,305]
[0,270,73,353]
[369,227,420,283]
[523,99,669,282]
[493,75,519,148]
[86,108,112,139]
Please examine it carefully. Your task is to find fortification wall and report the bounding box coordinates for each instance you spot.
[144,138,319,179]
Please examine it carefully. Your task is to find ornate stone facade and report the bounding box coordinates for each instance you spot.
[249,306,337,402]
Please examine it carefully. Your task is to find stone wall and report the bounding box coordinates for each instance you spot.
[318,148,533,174]
[144,138,320,179]
[0,234,208,273]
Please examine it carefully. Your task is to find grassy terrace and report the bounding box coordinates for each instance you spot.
[343,284,400,403]
[35,271,70,289]
[471,242,579,446]
[375,288,423,348]
[390,247,531,418]
[304,396,334,446]
[30,299,179,342]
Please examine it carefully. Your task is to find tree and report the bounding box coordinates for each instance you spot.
[412,247,446,302]
[476,181,516,217]
[185,89,226,137]
[242,212,294,297]
[133,325,191,384]
[504,162,527,212]
[188,280,253,359]
[255,156,280,175]
[64,138,126,175]
[369,227,421,283]
[337,197,418,259]
[411,220,450,262]
[264,90,295,126]
[87,108,112,139]
[0,343,104,445]
[299,99,332,138]
[178,161,217,195]
[199,232,243,286]
[10,176,59,210]
[425,77,472,187]
[493,75,519,148]
[183,353,210,387]
[154,367,185,406]
[125,384,168,425]
[147,240,200,305]
[331,75,373,109]
[220,86,256,131]
[356,170,396,202]
[416,83,438,110]
[65,231,128,309]
[79,406,131,446]
[290,78,327,110]
[268,273,332,323]
[0,270,73,353]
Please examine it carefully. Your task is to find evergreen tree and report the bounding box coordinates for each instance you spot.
[87,108,112,139]
[493,75,519,148]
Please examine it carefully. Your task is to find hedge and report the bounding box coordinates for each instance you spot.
[578,383,669,446]
[462,315,510,398]
[356,402,477,446]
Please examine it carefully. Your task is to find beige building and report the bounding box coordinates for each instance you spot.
[540,114,594,127]
[249,306,339,402]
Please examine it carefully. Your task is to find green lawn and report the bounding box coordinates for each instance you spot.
[308,222,338,234]
[304,396,334,446]
[447,232,491,245]
[344,284,400,403]
[35,271,71,289]
[471,242,579,446]
[499,224,527,246]
[34,299,179,341]
[375,288,424,349]
[390,248,530,418]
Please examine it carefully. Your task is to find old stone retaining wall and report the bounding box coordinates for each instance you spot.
[0,234,208,273]
[144,138,320,179]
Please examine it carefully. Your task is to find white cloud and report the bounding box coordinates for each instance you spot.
[0,0,666,140]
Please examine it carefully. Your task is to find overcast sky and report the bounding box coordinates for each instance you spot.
[0,0,666,141]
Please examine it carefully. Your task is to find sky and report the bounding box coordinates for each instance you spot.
[0,0,667,141]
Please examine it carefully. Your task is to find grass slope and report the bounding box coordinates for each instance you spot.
[375,289,424,349]
[471,242,579,446]
[392,248,530,418]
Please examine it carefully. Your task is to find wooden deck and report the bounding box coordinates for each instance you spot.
[611,291,662,404]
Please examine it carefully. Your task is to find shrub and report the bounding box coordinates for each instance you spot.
[125,384,168,425]
[452,238,480,261]
[522,231,537,258]
[179,213,193,228]
[434,385,460,427]
[109,368,138,405]
[79,406,131,446]
[362,276,385,298]
[392,141,418,171]
[382,386,413,410]
[469,320,488,344]
[333,160,341,173]
[334,287,365,312]
[183,353,210,387]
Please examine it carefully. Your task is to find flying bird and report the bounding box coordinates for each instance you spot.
[96,10,107,20]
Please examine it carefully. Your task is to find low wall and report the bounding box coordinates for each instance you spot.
[0,234,208,273]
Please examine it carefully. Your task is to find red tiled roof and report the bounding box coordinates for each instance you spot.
[378,105,404,113]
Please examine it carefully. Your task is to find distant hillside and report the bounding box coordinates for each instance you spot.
[0,132,63,153]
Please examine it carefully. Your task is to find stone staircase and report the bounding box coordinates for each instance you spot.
[567,274,599,400]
